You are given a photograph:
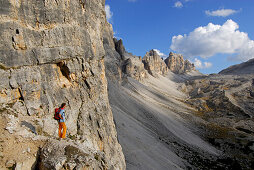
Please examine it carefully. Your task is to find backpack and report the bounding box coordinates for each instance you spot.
[54,108,61,120]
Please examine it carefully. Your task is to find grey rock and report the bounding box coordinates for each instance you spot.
[122,57,148,81]
[114,38,126,60]
[250,90,254,97]
[5,160,15,168]
[142,49,168,76]
[103,26,123,83]
[21,121,37,135]
[104,30,147,82]
[13,100,28,116]
[122,58,133,75]
[0,0,125,169]
[39,140,105,170]
[14,162,22,170]
[219,58,254,75]
[184,74,254,169]
[190,87,203,98]
[165,52,195,74]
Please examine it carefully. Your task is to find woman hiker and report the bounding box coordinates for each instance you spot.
[58,103,67,139]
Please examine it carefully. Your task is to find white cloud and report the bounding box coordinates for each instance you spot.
[128,0,137,2]
[153,49,167,58]
[193,58,202,68]
[105,5,113,21]
[204,62,212,68]
[205,9,239,17]
[174,1,183,8]
[170,19,254,61]
[193,58,212,69]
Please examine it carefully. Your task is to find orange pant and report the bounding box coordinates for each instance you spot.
[58,122,66,138]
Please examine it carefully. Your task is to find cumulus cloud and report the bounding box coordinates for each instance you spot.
[205,9,239,17]
[193,58,202,68]
[170,19,254,61]
[204,62,212,68]
[174,1,183,8]
[105,5,113,21]
[193,58,212,69]
[153,49,167,58]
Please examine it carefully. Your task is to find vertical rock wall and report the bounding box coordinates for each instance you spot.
[165,52,195,74]
[0,0,125,169]
[142,49,168,76]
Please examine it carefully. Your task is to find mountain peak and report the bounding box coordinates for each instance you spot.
[165,52,195,74]
[142,49,168,76]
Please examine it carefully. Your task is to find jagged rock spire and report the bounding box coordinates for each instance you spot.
[164,52,195,74]
[142,49,168,76]
[113,38,126,60]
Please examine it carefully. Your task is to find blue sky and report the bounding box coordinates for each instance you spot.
[105,0,254,74]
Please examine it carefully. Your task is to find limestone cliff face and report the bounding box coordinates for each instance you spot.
[122,55,148,81]
[114,38,126,60]
[103,28,147,82]
[0,0,125,169]
[103,24,124,82]
[165,52,195,74]
[142,50,168,76]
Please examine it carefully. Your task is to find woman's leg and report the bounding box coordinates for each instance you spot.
[62,122,67,138]
[58,122,63,138]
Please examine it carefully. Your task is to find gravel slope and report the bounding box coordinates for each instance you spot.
[108,73,221,170]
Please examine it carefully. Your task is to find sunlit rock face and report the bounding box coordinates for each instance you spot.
[0,0,125,169]
[142,49,168,77]
[165,52,195,74]
[103,32,148,82]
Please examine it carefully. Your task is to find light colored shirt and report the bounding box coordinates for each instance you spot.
[59,109,65,122]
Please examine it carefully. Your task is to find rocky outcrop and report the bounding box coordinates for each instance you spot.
[181,74,254,169]
[103,28,147,82]
[219,58,254,75]
[0,0,125,169]
[114,38,126,60]
[103,23,124,83]
[122,56,148,81]
[39,139,106,170]
[102,9,254,169]
[165,52,195,74]
[142,49,168,76]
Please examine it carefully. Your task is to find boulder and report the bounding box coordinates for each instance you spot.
[39,140,106,170]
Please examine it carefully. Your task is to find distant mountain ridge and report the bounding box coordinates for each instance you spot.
[105,38,197,82]
[219,58,254,74]
[142,50,196,75]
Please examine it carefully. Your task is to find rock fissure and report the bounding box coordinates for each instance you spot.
[18,88,24,101]
[77,87,84,136]
[57,61,71,81]
[79,0,86,9]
